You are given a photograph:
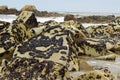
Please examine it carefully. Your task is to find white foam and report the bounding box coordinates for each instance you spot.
[36,17,64,22]
[0,14,17,22]
[82,23,108,28]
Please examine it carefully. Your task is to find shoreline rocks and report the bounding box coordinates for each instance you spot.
[0,11,119,79]
[0,6,8,11]
[21,5,37,11]
[0,5,63,17]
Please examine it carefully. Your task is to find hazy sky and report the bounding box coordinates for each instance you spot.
[0,0,120,12]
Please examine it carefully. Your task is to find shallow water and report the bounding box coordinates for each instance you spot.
[71,56,120,80]
[87,56,120,80]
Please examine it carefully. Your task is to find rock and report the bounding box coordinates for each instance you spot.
[74,69,114,80]
[13,25,80,71]
[117,73,120,79]
[0,6,18,14]
[9,8,17,12]
[110,17,120,30]
[16,11,38,28]
[77,15,115,23]
[21,5,37,11]
[0,21,10,31]
[44,20,58,26]
[112,41,120,49]
[77,38,114,57]
[0,57,70,80]
[80,60,93,71]
[60,20,88,39]
[77,38,103,56]
[30,20,58,36]
[0,6,8,11]
[30,23,47,36]
[105,42,115,50]
[64,14,76,21]
[0,24,82,79]
[9,8,17,11]
[0,11,39,65]
[60,20,82,30]
[35,11,63,17]
[0,20,32,65]
[95,54,116,60]
[0,5,63,17]
[86,25,114,38]
[110,41,120,54]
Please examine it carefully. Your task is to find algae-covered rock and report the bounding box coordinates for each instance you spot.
[74,69,114,80]
[0,21,32,64]
[0,11,37,64]
[77,38,109,57]
[16,11,38,28]
[30,20,58,36]
[0,57,70,80]
[95,54,116,60]
[0,24,82,79]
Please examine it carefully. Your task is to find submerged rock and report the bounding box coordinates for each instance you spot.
[79,60,93,71]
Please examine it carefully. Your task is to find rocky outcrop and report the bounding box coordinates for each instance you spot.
[0,5,18,14]
[0,11,118,79]
[0,6,8,11]
[60,20,89,38]
[74,68,114,80]
[0,11,38,64]
[0,5,63,17]
[0,21,10,30]
[64,14,76,21]
[77,15,115,23]
[16,11,38,28]
[95,54,116,60]
[21,5,37,11]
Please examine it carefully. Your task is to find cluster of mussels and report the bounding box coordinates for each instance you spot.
[0,11,119,80]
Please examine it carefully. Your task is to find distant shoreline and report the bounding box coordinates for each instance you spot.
[59,12,120,17]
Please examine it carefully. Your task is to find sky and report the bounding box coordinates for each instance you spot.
[0,0,120,13]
